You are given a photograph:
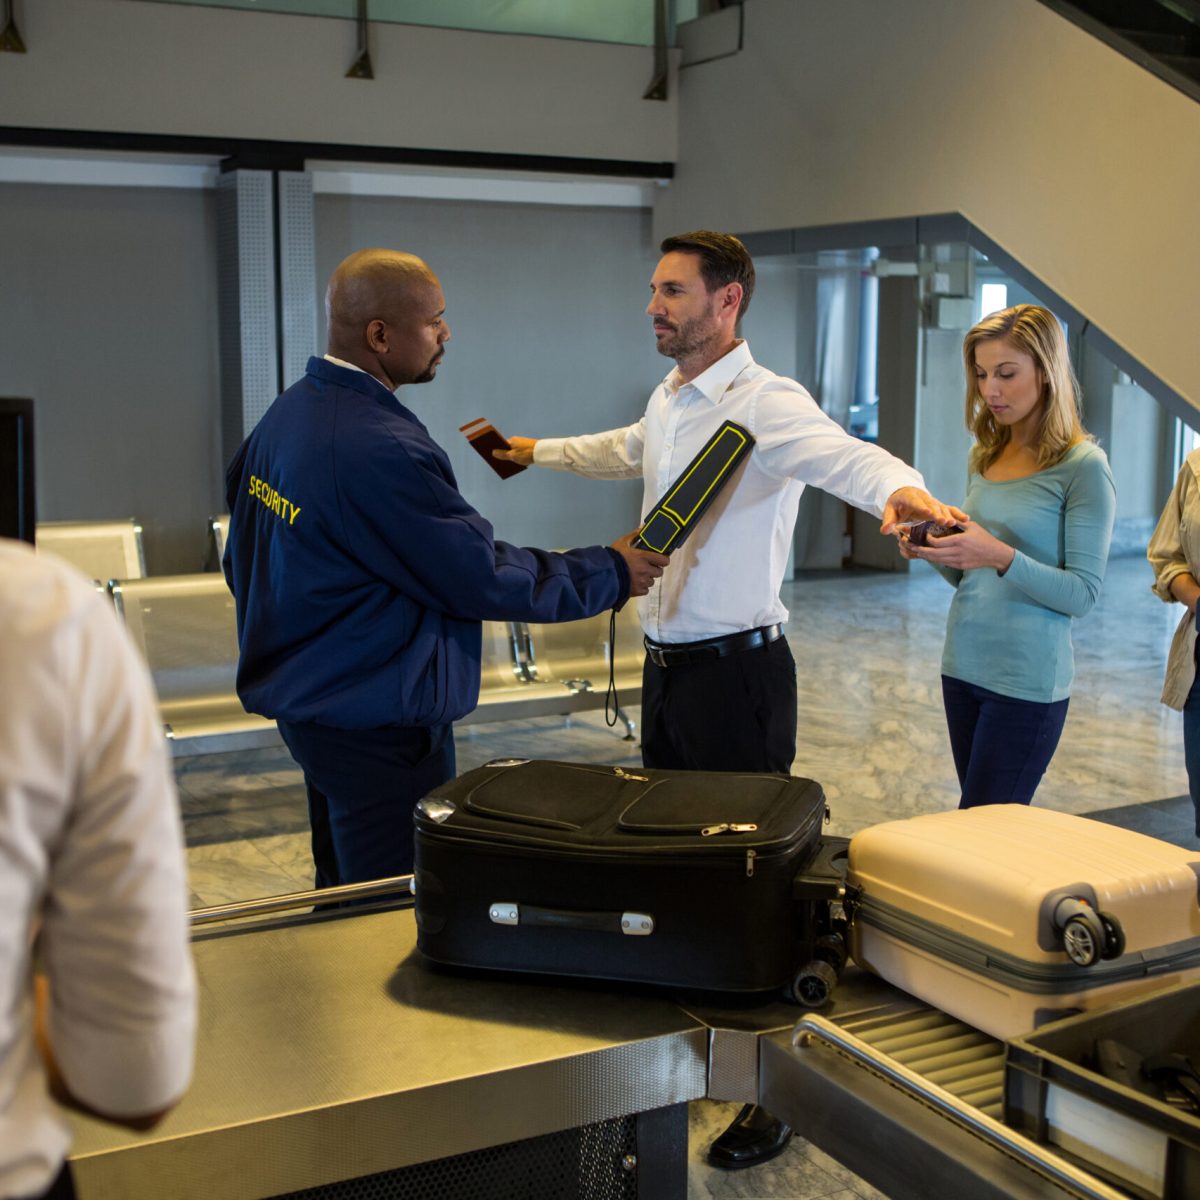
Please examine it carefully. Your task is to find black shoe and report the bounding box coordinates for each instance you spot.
[706,1103,793,1169]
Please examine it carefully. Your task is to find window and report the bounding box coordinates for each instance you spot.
[979,283,1007,322]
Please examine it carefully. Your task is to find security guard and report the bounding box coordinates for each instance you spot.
[224,249,668,890]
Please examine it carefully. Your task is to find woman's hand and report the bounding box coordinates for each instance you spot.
[902,520,1016,574]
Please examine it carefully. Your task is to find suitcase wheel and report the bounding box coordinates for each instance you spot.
[789,959,839,1008]
[813,933,848,975]
[1062,909,1106,967]
[1097,910,1126,961]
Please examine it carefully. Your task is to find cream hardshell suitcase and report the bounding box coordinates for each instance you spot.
[847,806,1200,1039]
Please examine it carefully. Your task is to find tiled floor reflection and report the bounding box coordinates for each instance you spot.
[688,1101,889,1200]
[174,554,1195,1199]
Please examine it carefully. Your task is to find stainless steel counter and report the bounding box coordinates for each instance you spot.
[69,905,708,1199]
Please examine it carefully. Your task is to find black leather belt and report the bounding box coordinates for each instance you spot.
[643,624,784,668]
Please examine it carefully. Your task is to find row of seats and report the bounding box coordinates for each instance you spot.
[35,518,148,581]
[38,518,645,756]
[33,516,230,580]
[109,574,278,758]
[107,573,644,757]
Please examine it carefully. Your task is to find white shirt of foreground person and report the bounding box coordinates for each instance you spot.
[0,540,196,1198]
[534,340,924,643]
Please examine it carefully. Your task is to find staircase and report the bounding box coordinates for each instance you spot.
[1043,0,1200,98]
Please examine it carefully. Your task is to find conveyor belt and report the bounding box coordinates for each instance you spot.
[761,1005,1126,1200]
[839,1003,1006,1119]
[684,970,1123,1200]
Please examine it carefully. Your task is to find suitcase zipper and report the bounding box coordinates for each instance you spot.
[613,767,648,782]
[700,823,759,836]
[418,830,801,874]
[419,814,823,860]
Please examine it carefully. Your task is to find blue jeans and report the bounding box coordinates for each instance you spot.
[942,675,1069,808]
[1183,661,1200,837]
[278,720,455,889]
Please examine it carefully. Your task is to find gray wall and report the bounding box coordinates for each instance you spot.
[315,195,665,549]
[0,183,222,573]
[743,260,799,382]
[0,184,682,570]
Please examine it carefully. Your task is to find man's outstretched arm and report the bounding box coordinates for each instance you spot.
[495,421,646,480]
[494,436,537,466]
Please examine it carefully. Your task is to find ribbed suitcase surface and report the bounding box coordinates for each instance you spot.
[848,806,1200,1038]
[413,759,833,995]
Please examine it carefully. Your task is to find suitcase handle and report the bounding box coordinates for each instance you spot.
[488,901,654,937]
[793,837,849,904]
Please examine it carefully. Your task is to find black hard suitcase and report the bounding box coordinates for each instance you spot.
[413,759,848,1003]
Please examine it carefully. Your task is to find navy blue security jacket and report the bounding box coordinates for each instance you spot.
[223,357,629,729]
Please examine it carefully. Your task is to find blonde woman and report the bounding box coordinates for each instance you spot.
[1148,449,1200,839]
[902,305,1115,807]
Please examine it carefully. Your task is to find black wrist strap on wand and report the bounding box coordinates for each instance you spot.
[605,607,618,728]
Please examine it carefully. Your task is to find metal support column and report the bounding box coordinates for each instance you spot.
[217,169,279,467]
[277,171,318,390]
[217,167,317,465]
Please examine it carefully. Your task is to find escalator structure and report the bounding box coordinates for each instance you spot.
[1045,0,1200,99]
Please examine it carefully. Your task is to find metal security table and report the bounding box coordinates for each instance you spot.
[68,899,1125,1200]
[69,903,706,1199]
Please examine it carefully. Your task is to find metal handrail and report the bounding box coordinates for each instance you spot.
[791,1015,1128,1200]
[189,874,414,925]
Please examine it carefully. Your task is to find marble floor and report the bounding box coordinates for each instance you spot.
[173,553,1197,1200]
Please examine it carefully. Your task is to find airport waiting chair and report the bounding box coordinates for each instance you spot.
[205,514,230,570]
[110,574,280,757]
[37,519,146,582]
[514,604,644,740]
[458,621,549,726]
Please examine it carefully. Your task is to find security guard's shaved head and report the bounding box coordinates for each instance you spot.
[324,249,449,389]
[326,250,434,347]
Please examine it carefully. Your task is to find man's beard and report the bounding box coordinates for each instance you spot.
[414,351,443,383]
[654,314,721,361]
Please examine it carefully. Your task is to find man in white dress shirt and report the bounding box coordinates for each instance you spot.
[497,230,963,1167]
[0,540,197,1200]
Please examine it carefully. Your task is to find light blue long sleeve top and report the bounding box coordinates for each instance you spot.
[938,440,1116,703]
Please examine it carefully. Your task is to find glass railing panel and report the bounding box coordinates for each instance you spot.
[139,0,661,46]
[1041,0,1200,94]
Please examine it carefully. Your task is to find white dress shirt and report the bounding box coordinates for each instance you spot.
[0,541,196,1198]
[534,341,924,643]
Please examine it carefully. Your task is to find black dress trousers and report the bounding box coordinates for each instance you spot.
[640,636,797,773]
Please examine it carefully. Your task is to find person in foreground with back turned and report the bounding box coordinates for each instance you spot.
[495,231,964,1170]
[0,539,197,1200]
[223,249,668,895]
[900,304,1115,808]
